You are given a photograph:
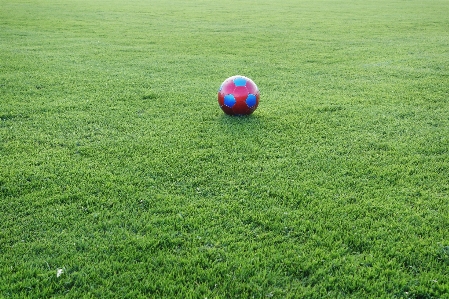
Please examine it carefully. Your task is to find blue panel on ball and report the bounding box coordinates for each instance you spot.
[224,94,236,107]
[233,77,246,87]
[246,94,257,108]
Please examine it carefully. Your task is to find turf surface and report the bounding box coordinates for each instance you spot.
[1,0,449,297]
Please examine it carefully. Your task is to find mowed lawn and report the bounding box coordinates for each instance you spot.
[1,0,448,297]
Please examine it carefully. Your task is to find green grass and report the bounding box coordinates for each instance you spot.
[1,0,449,297]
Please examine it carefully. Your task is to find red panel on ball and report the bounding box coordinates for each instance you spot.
[220,80,236,95]
[220,104,234,115]
[217,92,225,107]
[233,86,248,100]
[233,100,253,115]
[245,79,259,96]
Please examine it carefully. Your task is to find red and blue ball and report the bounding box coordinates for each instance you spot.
[218,75,260,116]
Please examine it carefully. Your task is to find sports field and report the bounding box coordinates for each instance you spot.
[1,0,448,297]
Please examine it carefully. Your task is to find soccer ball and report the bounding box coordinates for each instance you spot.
[218,75,260,116]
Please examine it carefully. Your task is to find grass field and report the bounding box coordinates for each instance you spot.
[1,0,449,297]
